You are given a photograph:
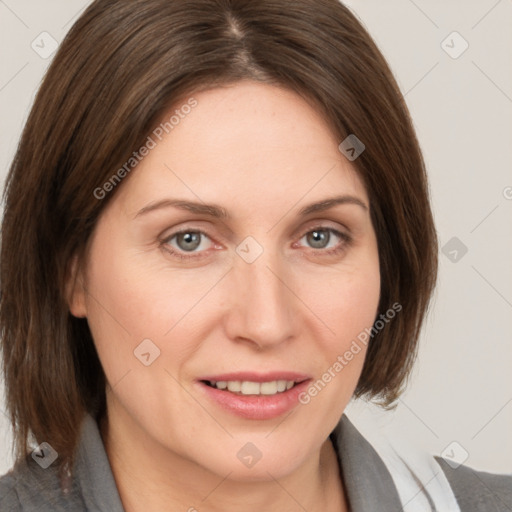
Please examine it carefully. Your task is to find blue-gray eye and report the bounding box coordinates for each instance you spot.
[306,229,333,249]
[174,231,202,251]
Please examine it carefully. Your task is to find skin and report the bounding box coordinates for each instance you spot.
[68,80,381,512]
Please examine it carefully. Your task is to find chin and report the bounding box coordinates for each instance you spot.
[188,438,307,482]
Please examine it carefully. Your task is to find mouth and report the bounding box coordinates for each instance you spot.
[200,378,304,396]
[196,372,312,420]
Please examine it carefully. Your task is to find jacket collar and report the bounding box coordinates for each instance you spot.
[74,413,402,512]
[74,414,125,512]
[330,414,403,511]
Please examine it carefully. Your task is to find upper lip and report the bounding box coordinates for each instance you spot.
[198,371,311,383]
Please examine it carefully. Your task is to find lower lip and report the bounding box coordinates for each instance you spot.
[197,380,311,420]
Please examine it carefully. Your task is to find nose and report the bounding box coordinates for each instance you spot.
[223,246,298,350]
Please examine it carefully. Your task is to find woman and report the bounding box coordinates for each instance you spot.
[0,0,510,511]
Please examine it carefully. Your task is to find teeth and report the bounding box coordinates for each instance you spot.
[241,381,260,395]
[227,381,241,392]
[277,380,287,392]
[208,380,297,395]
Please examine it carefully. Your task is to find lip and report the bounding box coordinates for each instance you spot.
[198,371,311,383]
[196,372,312,420]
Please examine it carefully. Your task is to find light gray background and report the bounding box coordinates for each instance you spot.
[1,0,511,476]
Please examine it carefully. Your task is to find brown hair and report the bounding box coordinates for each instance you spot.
[0,0,437,483]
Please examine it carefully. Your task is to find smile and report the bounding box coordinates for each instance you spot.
[196,372,312,420]
[202,379,297,395]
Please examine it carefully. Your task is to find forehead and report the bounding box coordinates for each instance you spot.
[114,80,368,218]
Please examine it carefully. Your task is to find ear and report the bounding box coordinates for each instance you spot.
[65,253,87,318]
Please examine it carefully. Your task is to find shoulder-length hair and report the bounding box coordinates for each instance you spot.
[1,0,437,482]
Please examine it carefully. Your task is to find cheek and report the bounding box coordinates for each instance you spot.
[297,248,381,396]
[335,271,380,337]
[303,257,381,344]
[289,258,380,448]
[82,241,224,378]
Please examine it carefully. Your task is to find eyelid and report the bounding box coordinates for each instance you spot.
[160,222,352,262]
[159,226,218,250]
[295,219,349,238]
[293,226,352,252]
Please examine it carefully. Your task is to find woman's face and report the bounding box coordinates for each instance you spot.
[70,80,380,480]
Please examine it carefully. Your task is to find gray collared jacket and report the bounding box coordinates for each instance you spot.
[1,413,511,511]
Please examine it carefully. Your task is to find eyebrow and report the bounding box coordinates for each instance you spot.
[134,194,368,219]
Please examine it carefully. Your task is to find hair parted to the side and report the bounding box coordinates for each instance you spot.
[0,0,437,485]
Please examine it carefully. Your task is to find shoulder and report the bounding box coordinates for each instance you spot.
[0,457,86,512]
[0,469,22,512]
[0,413,125,512]
[333,413,512,512]
[435,456,512,512]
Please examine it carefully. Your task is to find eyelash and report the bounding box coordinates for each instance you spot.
[160,226,353,261]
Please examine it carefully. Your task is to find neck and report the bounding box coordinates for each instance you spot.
[99,406,349,512]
